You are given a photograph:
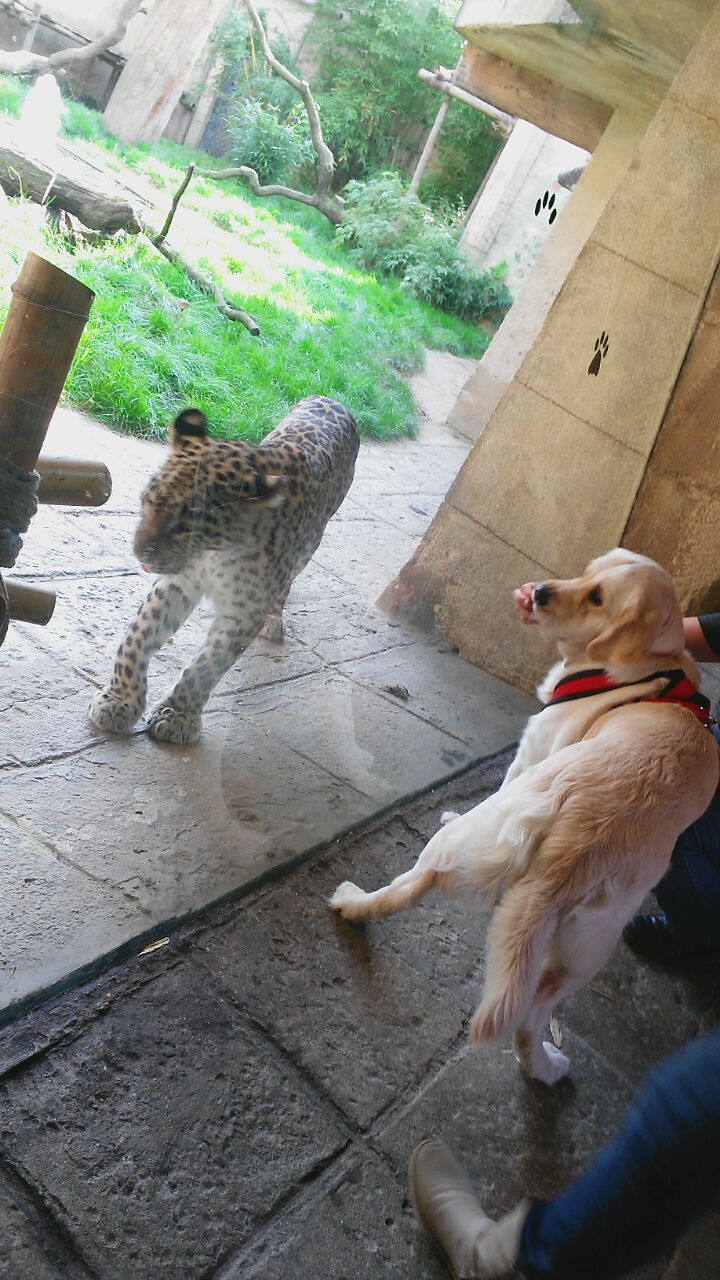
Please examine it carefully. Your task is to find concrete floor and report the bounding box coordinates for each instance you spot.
[0,753,717,1280]
[0,386,533,1021]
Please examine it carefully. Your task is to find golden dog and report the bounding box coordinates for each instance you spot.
[331,550,719,1084]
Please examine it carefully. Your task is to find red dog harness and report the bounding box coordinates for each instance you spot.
[547,668,714,730]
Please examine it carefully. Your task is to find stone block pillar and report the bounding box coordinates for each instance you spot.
[460,120,587,298]
[449,108,649,441]
[382,5,720,691]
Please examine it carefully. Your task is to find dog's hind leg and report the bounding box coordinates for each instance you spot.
[511,880,649,1085]
[330,862,438,922]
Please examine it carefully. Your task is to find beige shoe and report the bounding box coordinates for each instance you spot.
[409,1140,530,1279]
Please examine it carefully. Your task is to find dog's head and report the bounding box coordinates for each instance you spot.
[531,549,684,670]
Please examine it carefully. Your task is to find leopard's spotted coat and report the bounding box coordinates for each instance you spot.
[88,396,359,744]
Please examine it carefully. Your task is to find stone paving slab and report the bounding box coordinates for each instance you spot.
[0,628,98,767]
[0,1166,94,1279]
[0,810,144,1011]
[339,642,534,749]
[223,1148,428,1280]
[0,756,716,1280]
[376,1029,637,1208]
[1,398,534,1022]
[192,817,485,1128]
[0,965,348,1280]
[0,666,517,1016]
[235,668,474,797]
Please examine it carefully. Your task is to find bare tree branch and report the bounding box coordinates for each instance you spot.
[150,235,260,334]
[243,0,335,196]
[199,0,343,226]
[153,161,196,244]
[0,0,145,77]
[148,163,260,335]
[199,163,344,225]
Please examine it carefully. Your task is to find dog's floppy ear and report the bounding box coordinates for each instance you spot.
[586,599,661,667]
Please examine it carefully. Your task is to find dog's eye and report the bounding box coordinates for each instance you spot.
[587,587,603,606]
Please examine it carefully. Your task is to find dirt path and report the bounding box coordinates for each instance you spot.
[408,347,477,441]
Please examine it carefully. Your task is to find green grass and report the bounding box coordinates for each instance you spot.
[0,78,489,440]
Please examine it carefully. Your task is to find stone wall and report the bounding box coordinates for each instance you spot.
[449,109,649,442]
[382,3,720,691]
[0,0,318,146]
[460,119,587,297]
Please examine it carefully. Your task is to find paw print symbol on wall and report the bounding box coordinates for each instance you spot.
[534,190,557,224]
[588,331,609,377]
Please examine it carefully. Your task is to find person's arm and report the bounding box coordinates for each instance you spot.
[685,615,720,662]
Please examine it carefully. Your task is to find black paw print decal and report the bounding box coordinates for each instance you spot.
[588,331,609,377]
[534,190,557,224]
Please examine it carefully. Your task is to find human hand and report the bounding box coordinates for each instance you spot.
[513,582,538,625]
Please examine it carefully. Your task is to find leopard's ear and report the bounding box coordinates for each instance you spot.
[170,409,208,447]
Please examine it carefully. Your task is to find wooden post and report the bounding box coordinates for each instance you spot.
[0,253,94,469]
[0,252,94,635]
[417,67,513,137]
[408,95,450,196]
[36,457,112,507]
[6,580,56,625]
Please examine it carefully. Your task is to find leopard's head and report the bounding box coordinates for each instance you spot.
[134,409,287,574]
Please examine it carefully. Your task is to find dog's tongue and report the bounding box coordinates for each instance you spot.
[140,563,152,574]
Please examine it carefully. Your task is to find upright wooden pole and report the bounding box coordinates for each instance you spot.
[0,253,94,469]
[0,252,94,634]
[408,96,450,196]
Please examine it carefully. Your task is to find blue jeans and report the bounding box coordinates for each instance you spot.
[654,727,720,946]
[516,1026,720,1279]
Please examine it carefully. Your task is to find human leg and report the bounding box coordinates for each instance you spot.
[517,1025,720,1278]
[410,1026,720,1280]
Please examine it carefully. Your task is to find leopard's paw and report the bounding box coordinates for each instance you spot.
[259,613,286,642]
[88,687,144,734]
[146,702,202,746]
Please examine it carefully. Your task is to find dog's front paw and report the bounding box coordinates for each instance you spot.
[89,687,144,734]
[146,702,202,745]
[259,613,286,642]
[329,881,369,921]
[440,810,460,826]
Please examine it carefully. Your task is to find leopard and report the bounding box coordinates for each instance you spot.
[88,396,359,746]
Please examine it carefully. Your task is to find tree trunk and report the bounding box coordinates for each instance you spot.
[103,0,228,145]
[0,128,142,233]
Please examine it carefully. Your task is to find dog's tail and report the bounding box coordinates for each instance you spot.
[469,878,557,1044]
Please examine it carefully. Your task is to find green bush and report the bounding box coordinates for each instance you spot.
[226,98,313,184]
[336,173,511,319]
[62,97,114,145]
[309,0,500,196]
[0,74,25,117]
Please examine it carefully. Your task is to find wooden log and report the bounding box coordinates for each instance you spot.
[5,580,56,626]
[0,125,142,234]
[36,457,112,507]
[0,253,94,471]
[418,67,513,137]
[0,254,93,642]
